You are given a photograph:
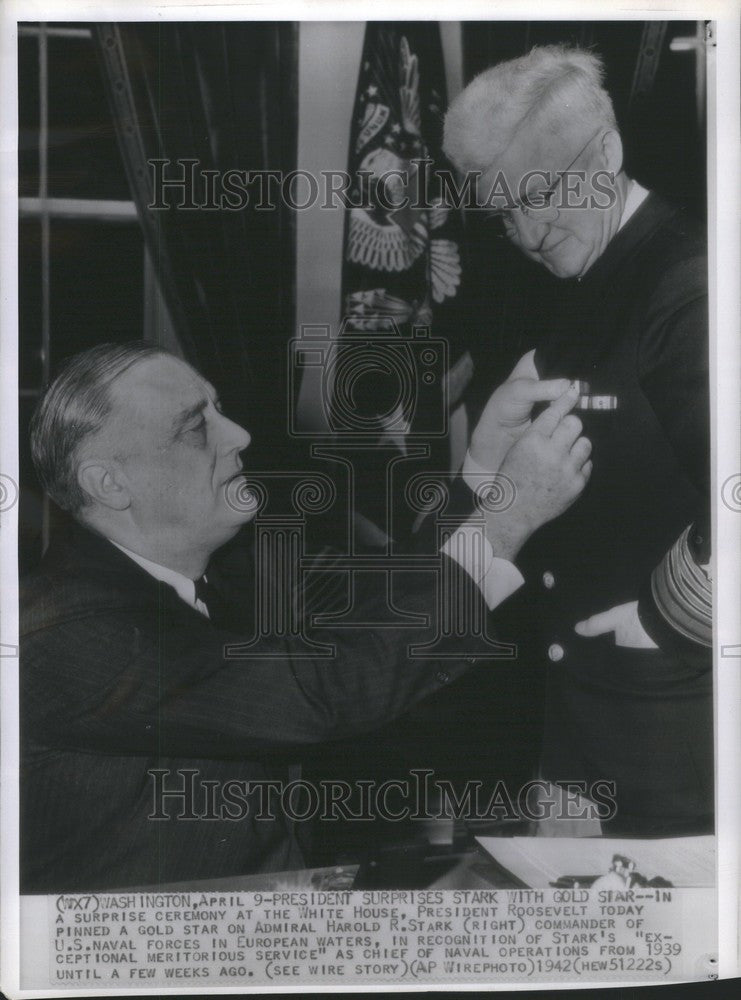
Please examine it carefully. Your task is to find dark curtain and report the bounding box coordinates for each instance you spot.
[94,22,298,465]
[338,22,469,540]
[341,23,463,332]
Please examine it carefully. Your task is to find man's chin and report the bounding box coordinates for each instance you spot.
[222,506,257,527]
[207,515,252,557]
[221,476,260,523]
[541,253,585,279]
[210,505,256,550]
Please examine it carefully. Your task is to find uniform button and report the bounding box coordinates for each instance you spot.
[542,571,556,589]
[436,670,451,684]
[548,643,565,662]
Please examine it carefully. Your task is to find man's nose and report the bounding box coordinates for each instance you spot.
[512,209,557,250]
[220,413,251,452]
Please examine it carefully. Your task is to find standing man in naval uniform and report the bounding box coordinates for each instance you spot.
[443,44,712,836]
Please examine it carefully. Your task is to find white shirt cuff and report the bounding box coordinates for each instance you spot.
[442,517,524,611]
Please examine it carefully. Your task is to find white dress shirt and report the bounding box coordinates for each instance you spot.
[442,518,525,611]
[109,540,210,617]
[618,180,650,231]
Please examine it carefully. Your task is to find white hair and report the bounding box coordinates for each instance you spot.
[443,45,618,173]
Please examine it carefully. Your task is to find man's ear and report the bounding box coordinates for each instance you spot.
[77,461,131,511]
[599,129,624,176]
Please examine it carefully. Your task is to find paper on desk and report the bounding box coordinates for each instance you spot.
[475,836,715,888]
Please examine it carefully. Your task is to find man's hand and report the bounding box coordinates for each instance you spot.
[575,601,659,649]
[470,351,572,472]
[482,383,592,560]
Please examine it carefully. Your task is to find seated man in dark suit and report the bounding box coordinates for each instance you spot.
[21,340,592,891]
[443,44,711,834]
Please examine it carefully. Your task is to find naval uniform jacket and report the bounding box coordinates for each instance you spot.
[21,522,492,892]
[498,193,711,834]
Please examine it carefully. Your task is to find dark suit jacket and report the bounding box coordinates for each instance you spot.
[21,521,489,892]
[494,194,712,834]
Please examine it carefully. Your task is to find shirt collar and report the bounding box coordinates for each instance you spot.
[108,540,208,616]
[618,179,650,232]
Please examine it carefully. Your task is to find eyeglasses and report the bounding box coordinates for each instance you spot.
[483,127,604,234]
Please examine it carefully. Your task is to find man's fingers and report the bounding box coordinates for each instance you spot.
[552,413,584,450]
[574,608,618,637]
[532,383,580,436]
[511,377,572,403]
[507,348,538,381]
[569,435,593,468]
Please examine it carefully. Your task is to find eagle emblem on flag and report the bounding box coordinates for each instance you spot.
[343,28,462,326]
